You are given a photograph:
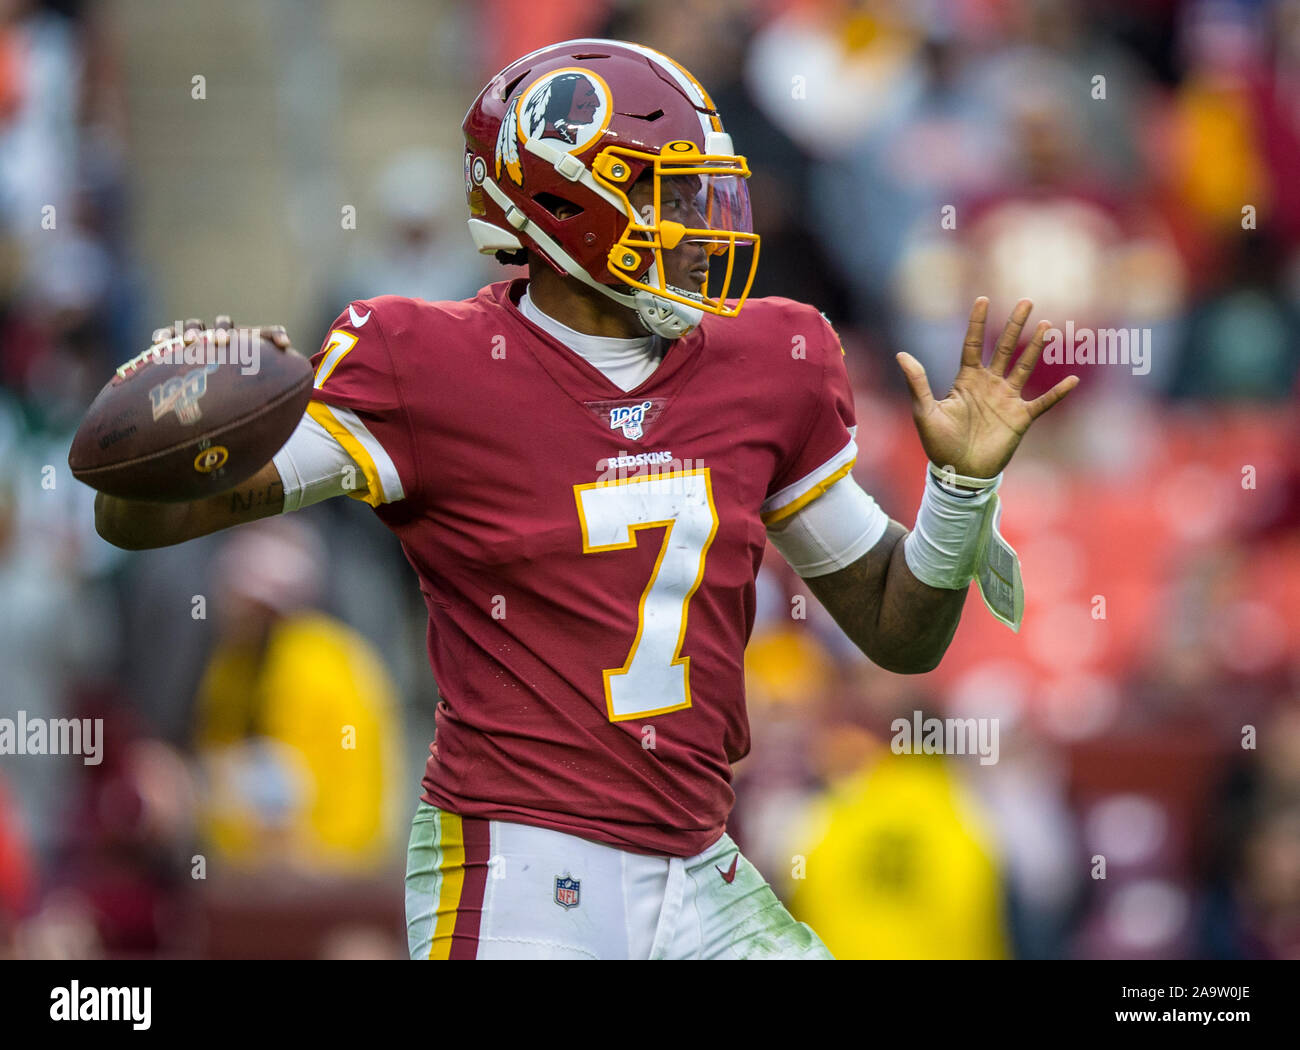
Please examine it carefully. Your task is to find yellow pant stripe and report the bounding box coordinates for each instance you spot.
[428,811,465,960]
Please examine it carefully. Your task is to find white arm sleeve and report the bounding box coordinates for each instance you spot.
[271,411,362,513]
[765,472,891,578]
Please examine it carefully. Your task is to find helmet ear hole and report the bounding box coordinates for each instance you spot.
[532,192,584,220]
[499,68,531,101]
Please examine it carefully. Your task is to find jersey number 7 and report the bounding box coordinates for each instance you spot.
[574,469,718,722]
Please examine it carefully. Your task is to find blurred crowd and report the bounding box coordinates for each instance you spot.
[0,0,1298,958]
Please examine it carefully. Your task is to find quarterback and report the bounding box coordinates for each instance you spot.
[93,40,1076,959]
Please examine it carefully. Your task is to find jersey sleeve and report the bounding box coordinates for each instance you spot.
[305,300,414,507]
[760,311,858,525]
[272,409,363,513]
[765,472,889,576]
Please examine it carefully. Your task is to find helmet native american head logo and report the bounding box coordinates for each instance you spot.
[495,68,611,186]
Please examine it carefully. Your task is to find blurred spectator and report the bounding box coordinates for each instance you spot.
[1169,230,1300,398]
[1200,699,1300,958]
[0,769,35,955]
[745,0,923,160]
[809,28,1006,332]
[0,455,112,864]
[192,518,406,874]
[0,0,81,252]
[889,81,1187,399]
[951,676,1084,959]
[332,146,495,307]
[39,700,199,958]
[785,746,1011,960]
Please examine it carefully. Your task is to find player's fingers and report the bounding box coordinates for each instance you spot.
[896,351,936,416]
[1007,320,1050,392]
[263,324,291,349]
[151,325,175,344]
[961,297,989,369]
[214,315,233,331]
[989,299,1032,377]
[182,317,205,343]
[1025,374,1080,420]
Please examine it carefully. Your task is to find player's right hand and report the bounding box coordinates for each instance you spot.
[150,315,298,356]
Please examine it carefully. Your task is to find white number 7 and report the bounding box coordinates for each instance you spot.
[574,469,718,722]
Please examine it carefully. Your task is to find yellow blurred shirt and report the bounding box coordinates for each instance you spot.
[1174,77,1267,228]
[194,612,403,872]
[788,752,1009,959]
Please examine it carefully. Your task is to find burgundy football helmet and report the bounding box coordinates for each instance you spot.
[462,39,760,338]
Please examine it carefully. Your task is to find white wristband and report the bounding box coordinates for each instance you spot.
[904,464,1025,631]
[903,466,1002,589]
[928,461,1001,498]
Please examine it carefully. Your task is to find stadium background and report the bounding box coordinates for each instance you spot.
[0,0,1298,959]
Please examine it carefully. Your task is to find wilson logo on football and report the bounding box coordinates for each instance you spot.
[495,68,612,186]
[193,445,228,473]
[149,364,216,425]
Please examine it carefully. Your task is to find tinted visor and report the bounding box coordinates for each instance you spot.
[698,172,752,240]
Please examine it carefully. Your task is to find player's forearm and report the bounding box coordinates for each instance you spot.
[804,521,966,674]
[870,527,968,672]
[94,464,285,549]
[95,491,191,549]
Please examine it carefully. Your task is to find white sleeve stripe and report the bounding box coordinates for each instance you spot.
[272,441,305,514]
[761,435,858,516]
[765,473,891,578]
[272,411,359,512]
[327,405,406,503]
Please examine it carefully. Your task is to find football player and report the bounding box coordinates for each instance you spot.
[93,39,1076,959]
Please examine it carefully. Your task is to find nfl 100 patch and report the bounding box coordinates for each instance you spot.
[583,397,667,441]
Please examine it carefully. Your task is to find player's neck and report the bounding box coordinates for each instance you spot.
[526,264,645,340]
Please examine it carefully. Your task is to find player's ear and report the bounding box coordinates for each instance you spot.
[532,193,583,222]
[627,171,654,205]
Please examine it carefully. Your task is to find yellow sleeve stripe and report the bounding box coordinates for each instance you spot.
[761,459,856,526]
[306,401,385,507]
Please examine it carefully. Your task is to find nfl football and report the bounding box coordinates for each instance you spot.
[69,329,312,502]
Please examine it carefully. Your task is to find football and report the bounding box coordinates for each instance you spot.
[69,329,312,502]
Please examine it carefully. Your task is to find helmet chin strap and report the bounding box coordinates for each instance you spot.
[627,262,704,339]
[568,269,702,340]
[479,176,704,339]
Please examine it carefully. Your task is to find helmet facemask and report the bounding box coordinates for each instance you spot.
[592,135,760,328]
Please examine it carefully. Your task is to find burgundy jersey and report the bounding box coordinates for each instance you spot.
[307,279,857,857]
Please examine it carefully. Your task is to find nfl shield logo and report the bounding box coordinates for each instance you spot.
[554,875,580,910]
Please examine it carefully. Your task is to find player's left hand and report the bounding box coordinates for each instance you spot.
[894,297,1078,479]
